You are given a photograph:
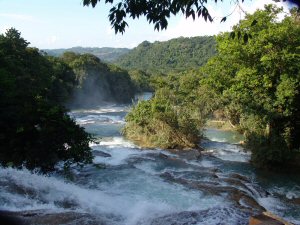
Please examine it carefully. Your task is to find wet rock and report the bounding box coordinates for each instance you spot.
[94,163,107,169]
[230,173,251,183]
[126,157,147,166]
[289,197,300,205]
[226,174,269,198]
[93,150,111,157]
[160,172,265,213]
[249,212,294,225]
[221,177,262,198]
[54,198,78,209]
[167,148,202,160]
[158,152,169,159]
[167,170,219,181]
[0,210,105,225]
[0,181,41,202]
[156,154,196,169]
[149,207,252,225]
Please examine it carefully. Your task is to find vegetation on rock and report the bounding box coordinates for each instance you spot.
[123,72,213,149]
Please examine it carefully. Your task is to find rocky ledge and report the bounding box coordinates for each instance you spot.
[249,212,294,225]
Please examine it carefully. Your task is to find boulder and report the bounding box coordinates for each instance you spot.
[93,150,111,157]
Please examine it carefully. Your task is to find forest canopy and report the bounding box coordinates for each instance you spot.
[115,36,216,74]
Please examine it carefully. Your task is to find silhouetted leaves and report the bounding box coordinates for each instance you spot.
[220,17,227,23]
[83,0,237,33]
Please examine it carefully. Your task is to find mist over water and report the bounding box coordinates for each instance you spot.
[1,97,300,225]
[68,72,113,109]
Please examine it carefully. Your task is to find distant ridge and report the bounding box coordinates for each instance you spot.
[114,36,216,74]
[43,46,131,62]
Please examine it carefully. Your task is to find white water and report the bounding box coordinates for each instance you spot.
[1,102,300,225]
[0,167,224,225]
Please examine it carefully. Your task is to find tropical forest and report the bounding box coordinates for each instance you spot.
[0,1,300,225]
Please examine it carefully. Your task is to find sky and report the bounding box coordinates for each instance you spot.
[0,0,294,49]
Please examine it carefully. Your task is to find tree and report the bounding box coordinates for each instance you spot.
[83,0,247,33]
[123,72,211,149]
[0,28,93,172]
[201,5,300,167]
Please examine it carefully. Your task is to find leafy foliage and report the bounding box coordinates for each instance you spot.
[201,5,300,167]
[0,28,93,172]
[115,36,216,74]
[123,72,213,149]
[123,5,300,169]
[128,69,153,92]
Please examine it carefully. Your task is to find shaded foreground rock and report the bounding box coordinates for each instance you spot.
[0,210,105,225]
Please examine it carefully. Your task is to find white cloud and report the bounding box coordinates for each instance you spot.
[161,0,291,39]
[162,4,232,39]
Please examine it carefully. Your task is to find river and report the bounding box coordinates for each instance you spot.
[0,95,300,225]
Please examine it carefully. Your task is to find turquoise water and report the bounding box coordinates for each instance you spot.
[0,99,299,225]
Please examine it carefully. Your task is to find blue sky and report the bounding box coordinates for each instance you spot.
[0,0,291,49]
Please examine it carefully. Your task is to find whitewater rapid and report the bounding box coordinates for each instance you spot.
[1,102,299,225]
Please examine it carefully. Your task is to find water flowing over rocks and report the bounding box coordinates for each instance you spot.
[148,207,253,225]
[1,103,299,225]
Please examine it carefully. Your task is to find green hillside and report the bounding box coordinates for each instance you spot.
[114,36,216,74]
[44,47,130,62]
